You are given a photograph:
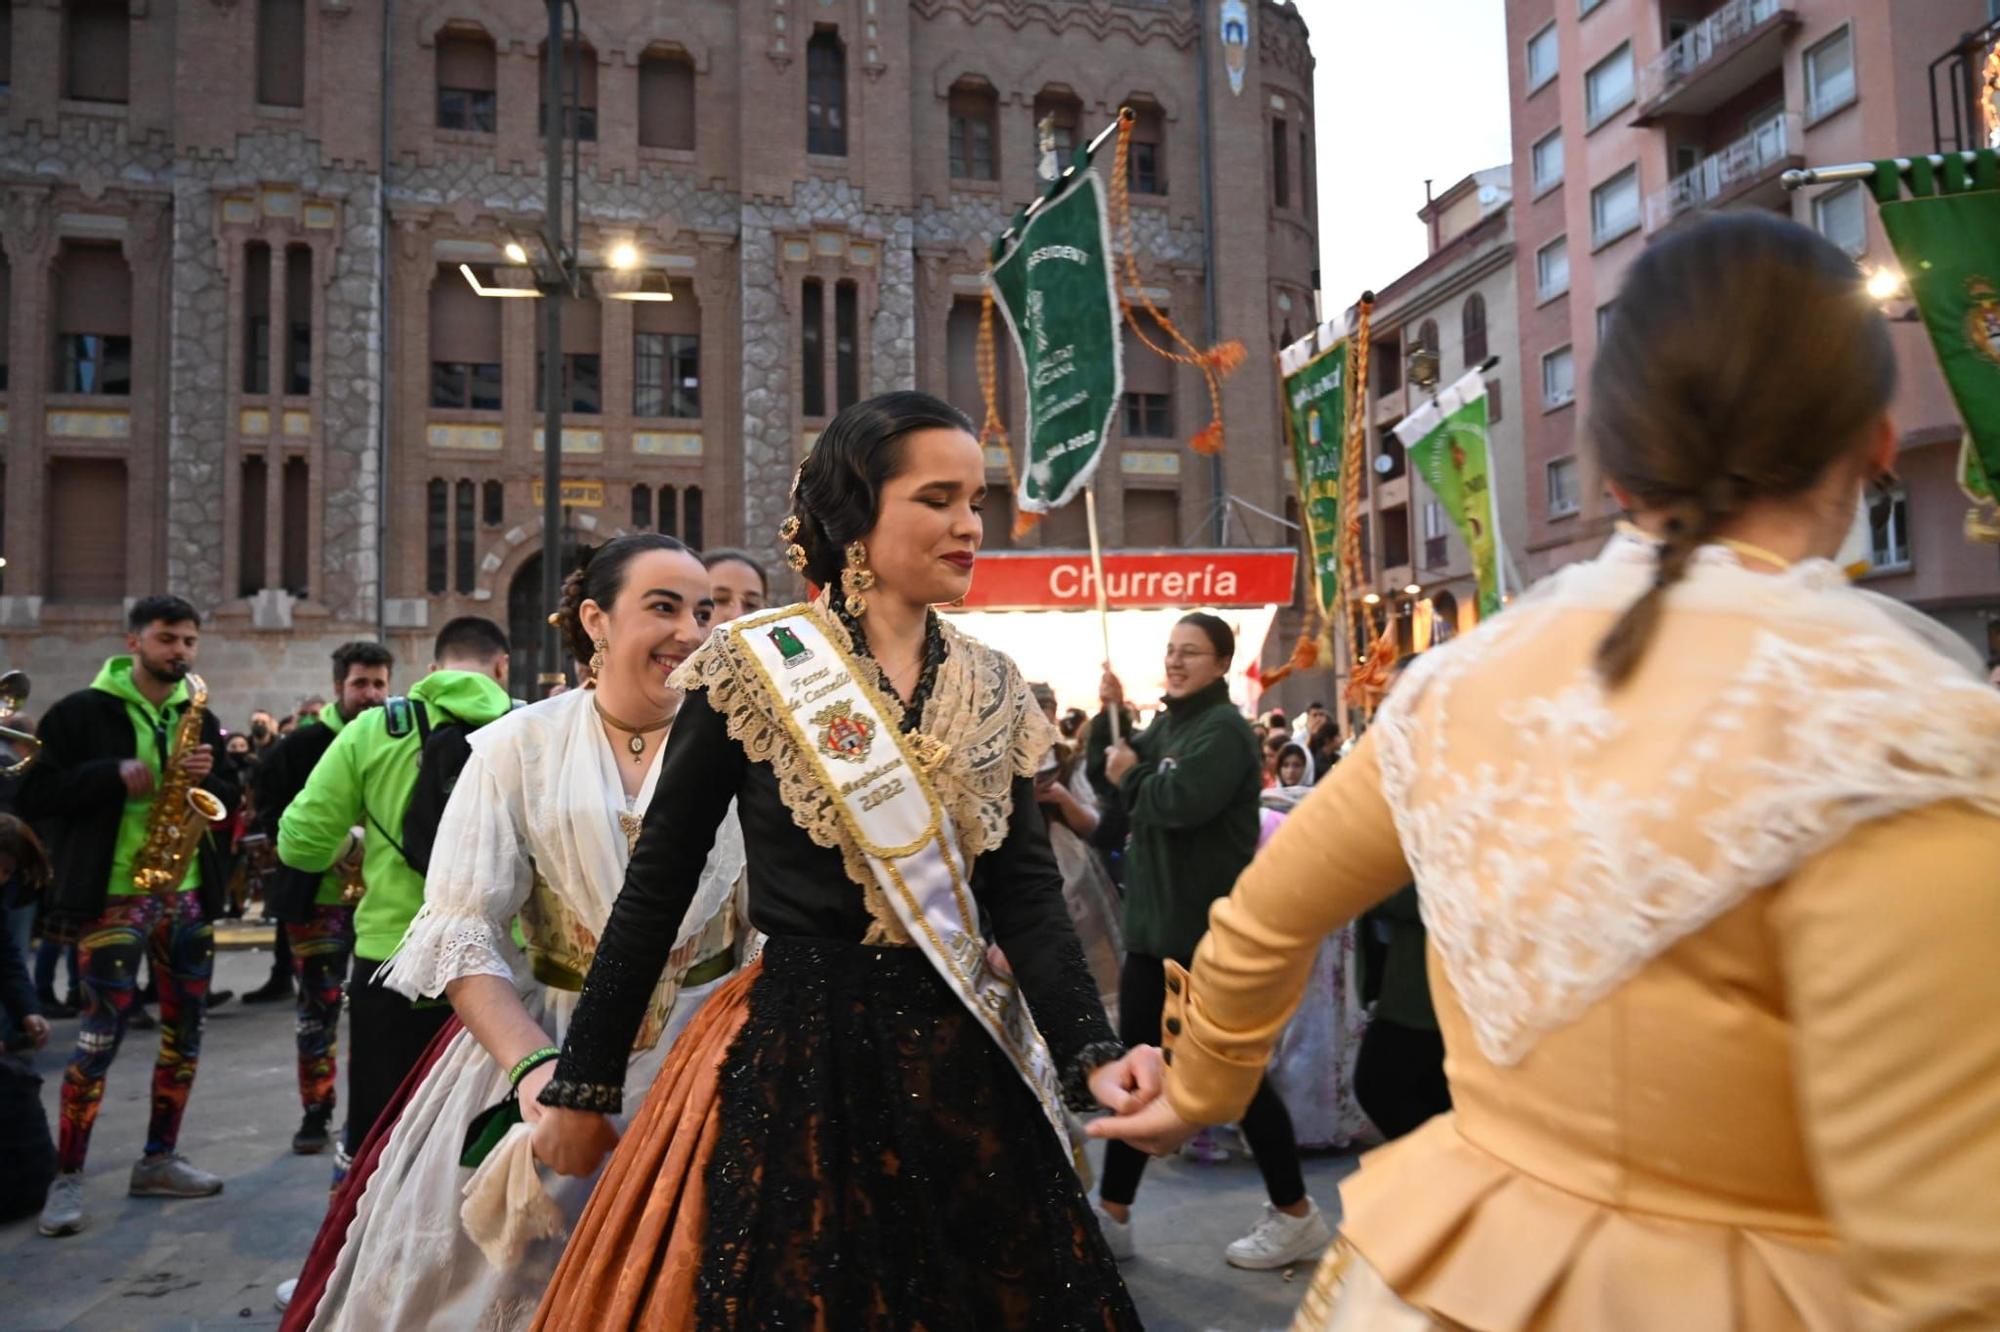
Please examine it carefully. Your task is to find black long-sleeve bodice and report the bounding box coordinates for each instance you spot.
[542,675,1121,1113]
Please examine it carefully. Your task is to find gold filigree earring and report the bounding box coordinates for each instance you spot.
[589,638,608,678]
[842,540,876,616]
[779,514,808,573]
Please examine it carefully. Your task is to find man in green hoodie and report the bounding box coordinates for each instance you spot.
[21,596,241,1238]
[279,616,511,1173]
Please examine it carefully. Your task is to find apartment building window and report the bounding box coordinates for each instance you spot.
[539,40,598,142]
[64,0,129,104]
[436,28,498,132]
[1585,43,1634,129]
[949,80,998,181]
[1531,128,1564,194]
[1805,26,1856,123]
[482,478,503,526]
[1547,456,1581,516]
[1536,236,1570,302]
[430,264,502,409]
[806,28,847,156]
[1590,166,1640,246]
[1813,181,1867,255]
[1868,482,1910,570]
[835,280,860,412]
[656,483,678,538]
[1416,318,1439,356]
[1271,117,1290,208]
[1542,345,1576,409]
[631,483,652,531]
[801,278,826,417]
[47,458,127,601]
[1526,21,1558,92]
[243,242,272,394]
[1596,300,1617,341]
[1423,500,1450,570]
[1580,0,1606,14]
[1123,312,1175,437]
[1128,102,1166,194]
[1461,293,1488,366]
[1381,504,1411,570]
[425,479,447,593]
[635,332,700,419]
[256,0,305,108]
[239,457,267,594]
[453,479,475,594]
[54,242,132,395]
[638,47,695,150]
[284,245,312,394]
[1374,333,1402,394]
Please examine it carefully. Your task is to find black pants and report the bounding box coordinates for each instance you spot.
[343,956,454,1156]
[1098,952,1306,1209]
[1352,1018,1450,1141]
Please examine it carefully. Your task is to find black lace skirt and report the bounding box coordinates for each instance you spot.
[698,936,1143,1330]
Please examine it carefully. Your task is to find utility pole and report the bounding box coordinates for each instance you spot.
[537,0,567,697]
[1192,0,1227,545]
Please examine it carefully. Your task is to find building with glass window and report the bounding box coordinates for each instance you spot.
[0,0,1321,711]
[1349,167,1531,661]
[1504,0,2000,654]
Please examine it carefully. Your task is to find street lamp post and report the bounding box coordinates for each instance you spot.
[537,0,568,698]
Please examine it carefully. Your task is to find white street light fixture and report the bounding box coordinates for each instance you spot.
[1865,266,1906,303]
[503,240,530,265]
[1404,583,1423,596]
[607,240,641,271]
[1362,592,1382,606]
[460,263,539,298]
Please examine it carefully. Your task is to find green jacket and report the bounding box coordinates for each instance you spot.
[1089,679,1261,961]
[302,707,351,907]
[1360,884,1437,1032]
[278,669,512,962]
[95,657,203,899]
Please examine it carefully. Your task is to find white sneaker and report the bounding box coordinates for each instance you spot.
[1091,1201,1135,1261]
[275,1278,298,1312]
[38,1172,87,1237]
[1224,1199,1332,1270]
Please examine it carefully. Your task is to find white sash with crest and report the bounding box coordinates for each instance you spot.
[732,607,1076,1160]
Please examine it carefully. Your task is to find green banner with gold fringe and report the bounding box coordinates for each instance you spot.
[1873,150,2000,506]
[1279,336,1348,620]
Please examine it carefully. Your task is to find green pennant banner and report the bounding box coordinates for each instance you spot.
[1279,336,1348,619]
[988,168,1124,514]
[1872,150,2000,495]
[1395,371,1507,619]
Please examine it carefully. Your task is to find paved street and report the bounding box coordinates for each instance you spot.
[3,941,1358,1332]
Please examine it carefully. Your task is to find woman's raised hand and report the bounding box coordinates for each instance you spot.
[1085,1044,1165,1117]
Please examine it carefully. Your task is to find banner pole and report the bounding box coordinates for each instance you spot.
[1085,484,1121,744]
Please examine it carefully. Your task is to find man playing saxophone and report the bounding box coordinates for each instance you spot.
[19,595,239,1239]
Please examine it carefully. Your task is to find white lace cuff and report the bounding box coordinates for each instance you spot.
[377,904,519,1000]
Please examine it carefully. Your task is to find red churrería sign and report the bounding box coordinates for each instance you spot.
[953,549,1297,611]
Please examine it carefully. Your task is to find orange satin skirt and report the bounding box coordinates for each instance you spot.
[530,960,761,1332]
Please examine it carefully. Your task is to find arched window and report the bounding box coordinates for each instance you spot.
[454,479,476,594]
[482,478,504,526]
[1417,319,1439,355]
[1461,293,1488,366]
[948,79,998,181]
[426,478,448,593]
[631,483,652,530]
[638,46,695,150]
[436,27,497,131]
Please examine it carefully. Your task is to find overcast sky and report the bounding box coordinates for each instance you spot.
[1289,0,1516,322]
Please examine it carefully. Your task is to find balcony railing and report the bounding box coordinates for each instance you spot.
[1637,0,1793,110]
[1646,112,1798,231]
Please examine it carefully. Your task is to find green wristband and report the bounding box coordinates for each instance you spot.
[508,1046,561,1088]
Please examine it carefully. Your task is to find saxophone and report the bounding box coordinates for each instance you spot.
[131,672,230,898]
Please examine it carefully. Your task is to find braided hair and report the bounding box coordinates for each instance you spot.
[1589,212,1895,687]
[551,534,696,666]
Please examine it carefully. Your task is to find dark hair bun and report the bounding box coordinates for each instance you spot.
[553,534,695,666]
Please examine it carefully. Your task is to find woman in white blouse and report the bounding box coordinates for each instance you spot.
[305,535,746,1331]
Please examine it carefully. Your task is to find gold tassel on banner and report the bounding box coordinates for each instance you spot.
[1338,295,1386,715]
[1108,107,1245,456]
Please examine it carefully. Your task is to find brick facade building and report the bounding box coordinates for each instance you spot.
[1501,0,2000,654]
[0,0,1320,717]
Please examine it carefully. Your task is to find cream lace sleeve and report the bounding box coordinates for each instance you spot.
[1772,800,2000,1326]
[1163,734,1412,1125]
[377,751,533,1000]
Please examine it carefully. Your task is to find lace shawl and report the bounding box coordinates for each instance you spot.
[672,600,1057,920]
[1375,534,2000,1066]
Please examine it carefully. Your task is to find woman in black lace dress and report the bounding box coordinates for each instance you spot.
[530,391,1151,1330]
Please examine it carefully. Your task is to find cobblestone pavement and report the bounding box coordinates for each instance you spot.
[3,943,1359,1331]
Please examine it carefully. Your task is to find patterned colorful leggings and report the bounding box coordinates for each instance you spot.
[59,891,213,1173]
[286,904,354,1114]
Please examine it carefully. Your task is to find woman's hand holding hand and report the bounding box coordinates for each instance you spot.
[1087,1081,1201,1158]
[1086,1044,1165,1117]
[530,1104,620,1177]
[517,1061,556,1125]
